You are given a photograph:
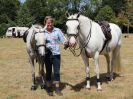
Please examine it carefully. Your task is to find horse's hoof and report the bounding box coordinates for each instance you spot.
[41,84,46,89]
[97,88,102,91]
[106,76,111,81]
[106,76,113,81]
[86,86,91,90]
[31,86,37,90]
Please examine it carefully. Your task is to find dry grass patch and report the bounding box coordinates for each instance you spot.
[0,34,133,99]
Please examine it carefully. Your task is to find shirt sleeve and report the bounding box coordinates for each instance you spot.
[58,29,67,44]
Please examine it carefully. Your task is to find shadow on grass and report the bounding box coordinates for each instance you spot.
[60,73,120,92]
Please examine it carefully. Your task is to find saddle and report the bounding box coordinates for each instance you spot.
[97,21,112,52]
[98,21,112,41]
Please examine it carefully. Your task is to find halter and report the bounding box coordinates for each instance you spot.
[66,18,92,57]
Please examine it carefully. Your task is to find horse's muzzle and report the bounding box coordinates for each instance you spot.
[68,36,77,47]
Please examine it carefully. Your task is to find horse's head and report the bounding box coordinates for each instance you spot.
[32,25,46,59]
[65,12,81,47]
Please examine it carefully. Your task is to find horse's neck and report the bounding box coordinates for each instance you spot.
[78,16,105,45]
[33,24,43,29]
[78,16,92,38]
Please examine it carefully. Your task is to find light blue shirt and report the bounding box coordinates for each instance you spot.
[44,27,66,55]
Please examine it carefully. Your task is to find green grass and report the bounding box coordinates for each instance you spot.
[0,34,133,99]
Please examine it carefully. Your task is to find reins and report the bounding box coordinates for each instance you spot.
[68,20,92,57]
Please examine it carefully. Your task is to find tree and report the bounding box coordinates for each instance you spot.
[16,4,35,27]
[0,0,20,22]
[102,0,126,16]
[0,0,20,36]
[25,0,47,24]
[83,0,102,19]
[116,0,133,33]
[25,0,69,28]
[95,5,116,22]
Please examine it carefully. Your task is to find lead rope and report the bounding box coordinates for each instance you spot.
[69,21,92,57]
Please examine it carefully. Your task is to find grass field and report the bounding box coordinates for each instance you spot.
[0,34,133,99]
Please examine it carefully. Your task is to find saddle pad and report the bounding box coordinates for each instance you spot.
[98,21,112,41]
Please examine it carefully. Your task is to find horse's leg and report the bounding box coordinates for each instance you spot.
[104,54,111,80]
[81,50,90,89]
[38,63,41,77]
[29,56,36,90]
[40,62,45,89]
[94,51,102,91]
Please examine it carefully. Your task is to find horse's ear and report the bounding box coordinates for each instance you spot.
[32,25,39,32]
[65,11,70,18]
[77,12,81,18]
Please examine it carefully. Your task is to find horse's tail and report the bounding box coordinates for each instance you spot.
[114,33,122,74]
[114,49,122,73]
[23,29,29,43]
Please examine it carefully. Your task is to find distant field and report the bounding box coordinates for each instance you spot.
[0,34,133,99]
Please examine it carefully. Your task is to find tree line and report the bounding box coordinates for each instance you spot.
[0,0,133,36]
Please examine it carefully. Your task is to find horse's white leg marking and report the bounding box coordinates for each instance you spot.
[104,54,111,79]
[94,51,102,91]
[81,50,90,89]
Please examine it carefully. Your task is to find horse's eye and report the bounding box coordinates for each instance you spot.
[65,25,68,29]
[64,25,68,34]
[77,25,80,29]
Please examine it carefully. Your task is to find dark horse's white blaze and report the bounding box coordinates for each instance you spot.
[66,13,122,91]
[26,24,46,90]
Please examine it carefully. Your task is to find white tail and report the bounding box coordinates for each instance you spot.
[114,50,122,73]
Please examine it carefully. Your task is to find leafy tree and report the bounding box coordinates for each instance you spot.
[0,0,20,22]
[83,0,102,19]
[25,0,47,24]
[0,0,20,36]
[16,4,35,27]
[95,5,116,22]
[117,0,133,33]
[102,0,126,15]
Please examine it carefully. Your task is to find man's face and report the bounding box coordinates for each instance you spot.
[46,19,53,31]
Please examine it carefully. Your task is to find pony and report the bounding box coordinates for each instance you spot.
[65,13,122,91]
[25,24,46,90]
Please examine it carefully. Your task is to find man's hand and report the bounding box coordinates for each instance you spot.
[44,24,47,29]
[64,42,69,50]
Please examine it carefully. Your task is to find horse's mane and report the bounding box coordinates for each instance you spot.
[70,13,92,22]
[32,24,43,29]
[23,24,43,43]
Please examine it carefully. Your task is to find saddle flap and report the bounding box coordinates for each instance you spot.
[98,21,112,41]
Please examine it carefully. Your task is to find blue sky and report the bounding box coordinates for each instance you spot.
[19,0,26,3]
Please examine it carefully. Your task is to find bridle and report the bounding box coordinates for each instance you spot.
[32,30,46,53]
[66,18,80,39]
[66,18,92,57]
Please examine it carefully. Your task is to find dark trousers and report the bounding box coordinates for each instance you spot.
[44,50,61,82]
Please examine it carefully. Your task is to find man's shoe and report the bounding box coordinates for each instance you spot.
[46,87,53,96]
[55,88,63,96]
